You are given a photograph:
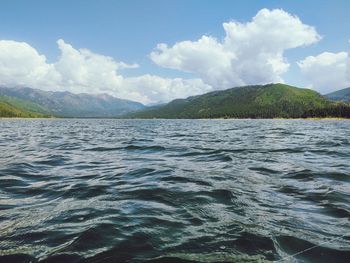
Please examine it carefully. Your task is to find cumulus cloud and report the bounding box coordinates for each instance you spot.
[0,39,210,104]
[150,8,320,89]
[0,40,60,88]
[54,39,125,95]
[298,51,350,94]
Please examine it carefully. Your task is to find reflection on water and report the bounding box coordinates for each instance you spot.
[0,119,349,262]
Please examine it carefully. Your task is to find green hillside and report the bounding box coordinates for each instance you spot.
[0,101,47,118]
[0,95,51,115]
[127,83,350,119]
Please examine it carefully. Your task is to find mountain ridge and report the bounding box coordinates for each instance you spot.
[2,84,350,119]
[326,87,350,103]
[126,83,350,119]
[0,87,145,117]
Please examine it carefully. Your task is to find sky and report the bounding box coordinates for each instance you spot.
[0,0,349,104]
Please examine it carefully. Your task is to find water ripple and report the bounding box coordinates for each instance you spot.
[0,119,349,262]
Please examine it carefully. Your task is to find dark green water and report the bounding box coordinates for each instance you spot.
[0,119,349,263]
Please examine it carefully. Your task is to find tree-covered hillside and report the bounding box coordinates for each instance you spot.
[0,95,51,115]
[127,84,350,119]
[0,101,47,118]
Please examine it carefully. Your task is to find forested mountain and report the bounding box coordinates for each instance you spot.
[126,84,350,119]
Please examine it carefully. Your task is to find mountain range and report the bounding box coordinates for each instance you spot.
[1,84,350,119]
[0,87,145,117]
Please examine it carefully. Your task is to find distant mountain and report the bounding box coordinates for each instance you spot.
[126,83,350,119]
[325,87,350,103]
[0,100,47,118]
[0,87,145,117]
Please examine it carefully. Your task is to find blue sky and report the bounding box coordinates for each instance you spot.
[0,0,349,103]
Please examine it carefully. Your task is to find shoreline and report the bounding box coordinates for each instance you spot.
[1,117,349,120]
[0,117,56,120]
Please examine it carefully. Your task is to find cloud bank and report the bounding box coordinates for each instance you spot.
[0,39,210,104]
[298,51,350,94]
[0,8,330,103]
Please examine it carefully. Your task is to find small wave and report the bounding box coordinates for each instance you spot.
[144,253,272,263]
[84,146,123,151]
[60,183,110,199]
[35,155,69,166]
[274,235,350,263]
[124,145,166,152]
[175,150,233,162]
[249,167,280,175]
[270,148,304,153]
[320,203,350,218]
[160,176,212,187]
[282,169,315,180]
[84,144,166,152]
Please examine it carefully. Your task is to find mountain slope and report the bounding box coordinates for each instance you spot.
[127,83,350,119]
[325,87,350,103]
[0,101,46,118]
[0,87,145,117]
[0,95,51,115]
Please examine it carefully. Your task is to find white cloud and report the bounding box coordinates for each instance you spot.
[123,75,211,103]
[0,40,60,88]
[150,8,321,89]
[298,51,350,94]
[54,39,125,95]
[0,39,210,104]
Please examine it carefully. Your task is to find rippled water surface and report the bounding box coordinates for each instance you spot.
[0,119,349,263]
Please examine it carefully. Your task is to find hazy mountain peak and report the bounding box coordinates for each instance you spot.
[325,87,350,103]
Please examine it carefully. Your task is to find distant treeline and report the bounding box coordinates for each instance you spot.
[302,103,350,118]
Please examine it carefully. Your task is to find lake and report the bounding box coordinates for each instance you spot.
[0,119,349,262]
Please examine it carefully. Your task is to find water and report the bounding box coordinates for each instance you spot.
[0,119,349,263]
